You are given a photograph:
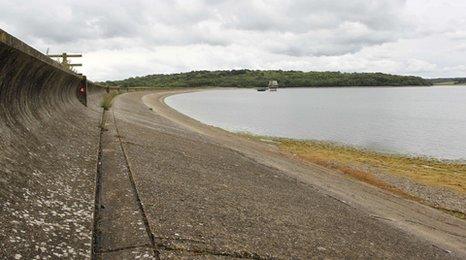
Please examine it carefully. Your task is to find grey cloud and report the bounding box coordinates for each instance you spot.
[0,0,409,55]
[0,1,144,43]
[1,0,465,80]
[205,0,409,56]
[218,0,408,32]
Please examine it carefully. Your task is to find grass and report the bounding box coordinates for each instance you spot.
[243,135,466,194]
[100,91,119,110]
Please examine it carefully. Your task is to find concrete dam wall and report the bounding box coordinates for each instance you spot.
[0,29,104,258]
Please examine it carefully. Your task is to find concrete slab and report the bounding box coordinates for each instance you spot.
[94,111,153,253]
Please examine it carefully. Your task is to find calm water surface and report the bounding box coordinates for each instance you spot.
[166,86,466,161]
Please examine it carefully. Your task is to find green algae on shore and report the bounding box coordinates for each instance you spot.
[243,134,466,195]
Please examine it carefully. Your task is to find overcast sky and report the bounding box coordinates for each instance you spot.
[1,0,465,81]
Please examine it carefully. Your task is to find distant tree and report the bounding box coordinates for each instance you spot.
[100,70,431,88]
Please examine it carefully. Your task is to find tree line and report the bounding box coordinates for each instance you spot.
[101,70,431,88]
[430,78,466,85]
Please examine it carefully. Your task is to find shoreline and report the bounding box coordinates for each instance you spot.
[235,130,464,164]
[141,88,466,254]
[243,135,466,216]
[163,85,465,163]
[143,88,465,215]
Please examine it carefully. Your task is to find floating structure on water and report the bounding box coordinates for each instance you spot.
[257,80,279,92]
[268,80,278,91]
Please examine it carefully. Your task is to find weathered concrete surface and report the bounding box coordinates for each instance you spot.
[0,29,104,258]
[94,111,154,256]
[103,91,466,259]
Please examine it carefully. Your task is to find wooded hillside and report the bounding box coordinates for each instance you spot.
[102,70,431,88]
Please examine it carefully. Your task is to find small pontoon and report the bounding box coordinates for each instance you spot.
[268,80,278,91]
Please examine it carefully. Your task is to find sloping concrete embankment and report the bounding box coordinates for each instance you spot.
[0,29,104,258]
[96,90,464,258]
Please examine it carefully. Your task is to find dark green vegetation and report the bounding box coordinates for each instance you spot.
[102,70,431,88]
[430,78,466,85]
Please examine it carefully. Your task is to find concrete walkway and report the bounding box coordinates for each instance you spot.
[93,91,466,259]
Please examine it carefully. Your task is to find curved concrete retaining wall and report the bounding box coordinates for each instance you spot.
[0,29,104,258]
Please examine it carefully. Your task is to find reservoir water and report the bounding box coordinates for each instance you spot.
[165,86,466,161]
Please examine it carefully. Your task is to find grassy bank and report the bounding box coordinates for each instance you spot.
[243,135,466,217]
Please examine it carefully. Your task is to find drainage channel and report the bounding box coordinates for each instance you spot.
[112,110,160,259]
[92,108,265,259]
[91,108,159,259]
[91,110,106,260]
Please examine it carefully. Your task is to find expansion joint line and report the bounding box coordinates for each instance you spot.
[98,244,153,254]
[91,109,106,260]
[112,110,161,259]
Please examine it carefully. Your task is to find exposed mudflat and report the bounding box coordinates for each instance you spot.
[92,89,466,258]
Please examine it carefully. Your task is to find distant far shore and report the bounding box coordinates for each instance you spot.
[99,70,432,88]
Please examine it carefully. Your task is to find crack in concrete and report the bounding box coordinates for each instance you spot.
[98,244,152,253]
[95,233,273,258]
